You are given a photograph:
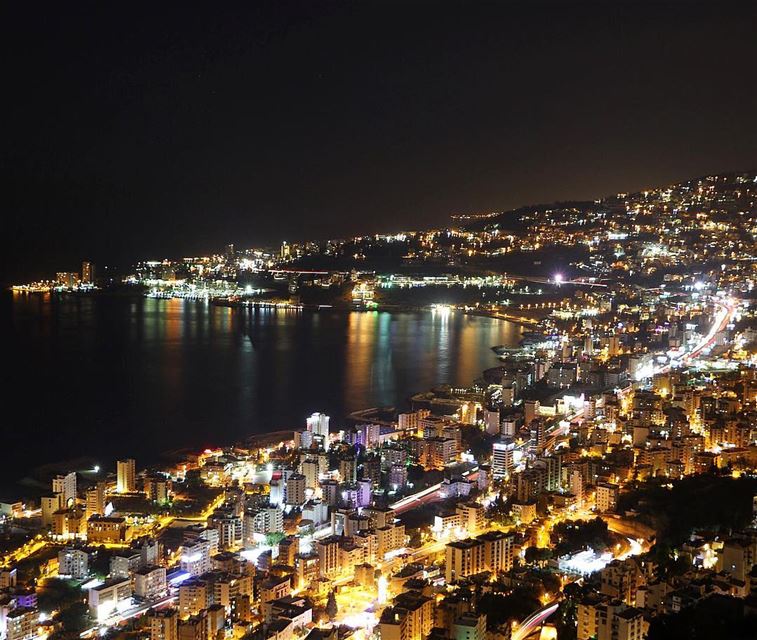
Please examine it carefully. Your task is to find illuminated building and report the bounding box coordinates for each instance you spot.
[52,472,77,507]
[315,535,341,578]
[87,515,130,543]
[380,592,435,640]
[445,531,513,583]
[299,458,319,490]
[284,474,306,506]
[209,512,243,550]
[451,613,487,640]
[134,566,167,600]
[483,409,500,435]
[596,483,619,513]
[110,550,141,578]
[117,458,136,493]
[306,413,330,450]
[81,261,95,285]
[294,552,319,590]
[277,537,299,566]
[357,478,372,507]
[547,362,577,389]
[41,494,62,527]
[421,437,457,469]
[144,475,171,504]
[88,577,132,622]
[178,613,207,640]
[56,272,78,288]
[58,547,89,579]
[5,608,37,640]
[524,399,540,425]
[718,536,757,582]
[86,482,106,518]
[491,440,515,479]
[599,559,643,605]
[259,575,292,603]
[569,469,584,507]
[178,579,209,616]
[148,608,178,640]
[246,506,284,537]
[320,479,339,506]
[456,502,485,534]
[377,523,406,559]
[338,456,357,484]
[0,568,17,589]
[181,538,213,577]
[389,463,407,488]
[52,507,87,539]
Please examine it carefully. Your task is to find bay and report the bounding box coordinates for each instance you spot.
[1,293,522,487]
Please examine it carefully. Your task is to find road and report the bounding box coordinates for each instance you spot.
[80,594,176,638]
[511,601,560,640]
[656,298,735,376]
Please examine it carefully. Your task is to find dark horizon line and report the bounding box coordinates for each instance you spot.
[4,165,754,287]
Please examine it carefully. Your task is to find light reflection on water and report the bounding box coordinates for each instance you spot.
[3,294,522,480]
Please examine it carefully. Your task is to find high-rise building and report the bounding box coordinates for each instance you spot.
[81,261,95,285]
[178,579,209,617]
[299,459,319,490]
[285,474,306,506]
[524,400,540,424]
[491,440,515,479]
[315,535,342,578]
[117,459,136,493]
[180,538,213,577]
[52,472,77,507]
[134,566,167,600]
[86,482,106,518]
[338,457,357,484]
[483,410,500,435]
[570,469,584,507]
[596,483,619,513]
[56,272,78,288]
[389,464,408,489]
[445,531,514,583]
[306,413,330,450]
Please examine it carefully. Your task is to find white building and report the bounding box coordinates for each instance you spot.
[58,548,89,579]
[52,472,77,507]
[5,608,37,640]
[88,577,132,622]
[134,566,167,600]
[248,507,284,537]
[306,413,330,450]
[492,440,516,479]
[180,538,213,577]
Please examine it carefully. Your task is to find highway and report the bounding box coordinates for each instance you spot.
[511,601,560,640]
[656,298,735,376]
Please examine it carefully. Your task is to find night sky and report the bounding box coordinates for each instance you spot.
[2,1,755,282]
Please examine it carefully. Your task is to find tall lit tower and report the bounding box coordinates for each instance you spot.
[81,261,94,284]
[117,459,136,493]
[52,472,77,507]
[306,413,330,450]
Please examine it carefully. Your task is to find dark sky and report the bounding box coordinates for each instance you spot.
[2,0,755,281]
